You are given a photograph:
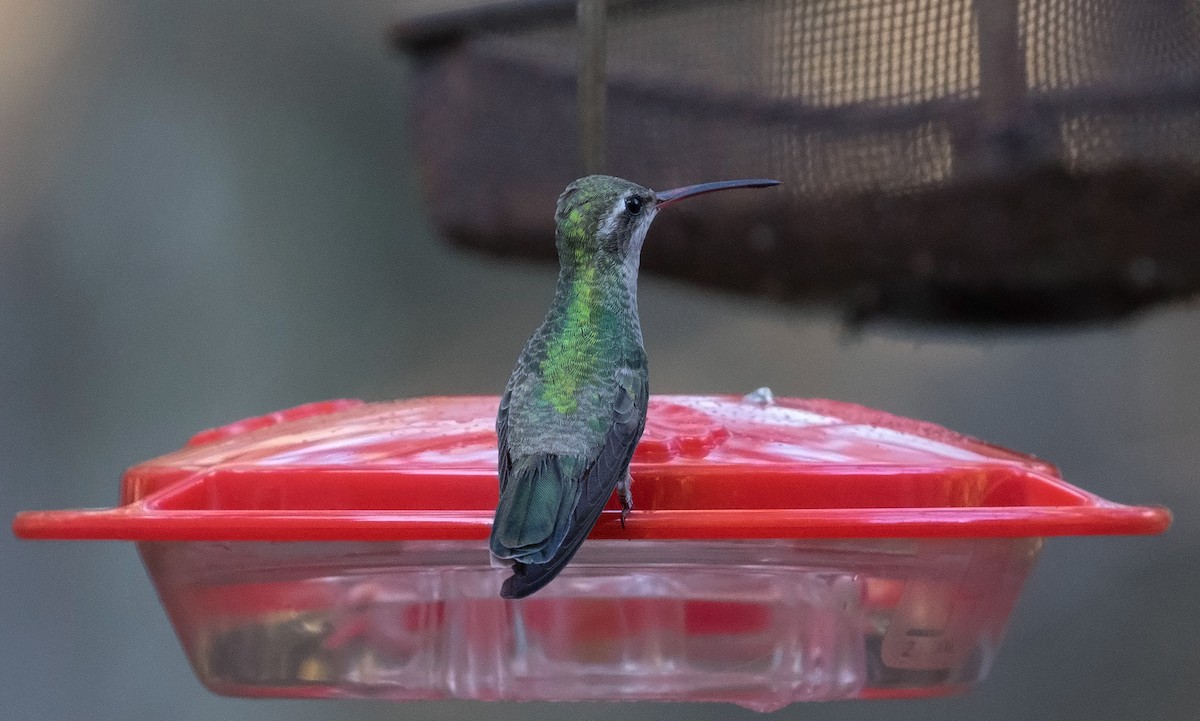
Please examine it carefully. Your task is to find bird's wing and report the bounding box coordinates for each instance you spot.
[495,367,647,599]
[495,385,513,495]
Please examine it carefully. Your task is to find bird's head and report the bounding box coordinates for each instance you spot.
[553,174,779,273]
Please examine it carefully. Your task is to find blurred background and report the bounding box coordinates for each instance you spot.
[2,1,1197,720]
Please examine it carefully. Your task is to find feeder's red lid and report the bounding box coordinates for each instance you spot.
[12,395,1170,541]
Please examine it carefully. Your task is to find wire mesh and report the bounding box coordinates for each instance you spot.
[395,0,1200,323]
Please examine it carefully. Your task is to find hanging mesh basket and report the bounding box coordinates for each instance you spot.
[394,0,1200,323]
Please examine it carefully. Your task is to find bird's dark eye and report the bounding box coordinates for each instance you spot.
[624,196,643,215]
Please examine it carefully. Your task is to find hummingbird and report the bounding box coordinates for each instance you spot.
[489,174,780,599]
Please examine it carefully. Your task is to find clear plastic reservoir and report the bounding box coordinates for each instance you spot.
[143,537,1040,710]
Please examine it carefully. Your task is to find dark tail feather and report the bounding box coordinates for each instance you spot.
[500,547,582,600]
[490,454,566,558]
[499,491,607,599]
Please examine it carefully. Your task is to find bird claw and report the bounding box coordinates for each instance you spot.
[618,472,633,530]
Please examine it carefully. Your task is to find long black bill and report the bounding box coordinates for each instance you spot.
[655,178,781,208]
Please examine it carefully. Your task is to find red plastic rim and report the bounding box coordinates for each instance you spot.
[12,395,1171,542]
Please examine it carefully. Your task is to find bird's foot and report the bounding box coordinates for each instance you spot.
[618,472,633,529]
